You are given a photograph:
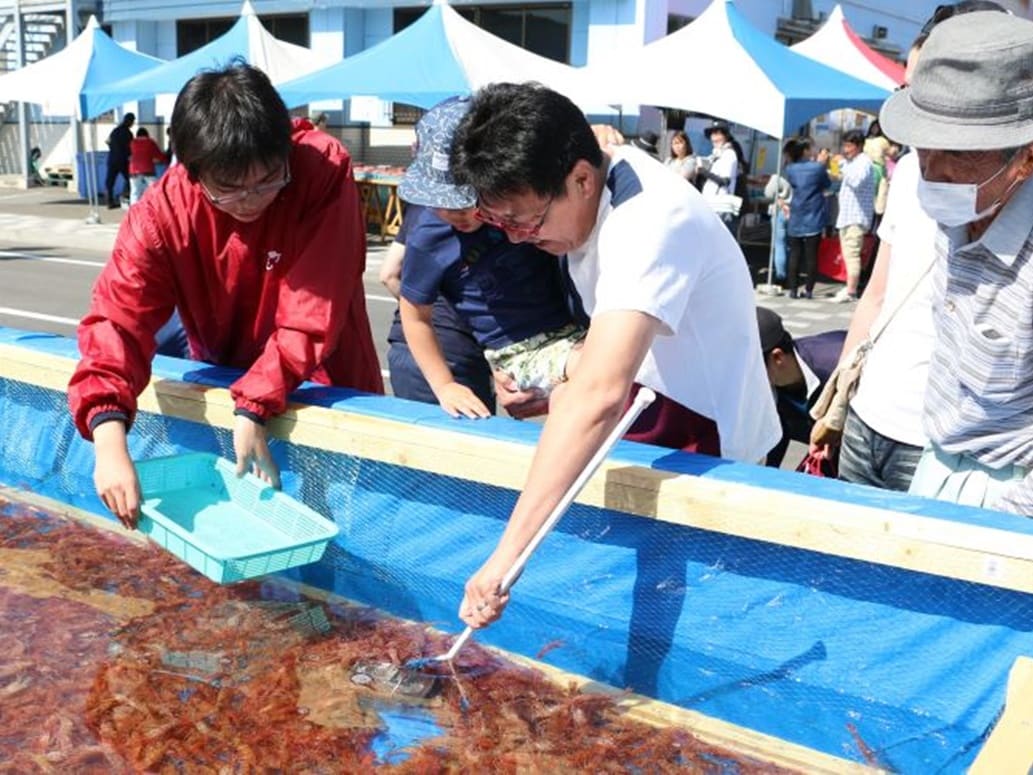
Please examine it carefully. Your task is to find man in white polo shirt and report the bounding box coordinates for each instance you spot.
[449,82,779,627]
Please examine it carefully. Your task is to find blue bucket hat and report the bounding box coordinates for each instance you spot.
[399,96,477,210]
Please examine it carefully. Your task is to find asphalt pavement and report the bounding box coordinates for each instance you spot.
[0,185,857,470]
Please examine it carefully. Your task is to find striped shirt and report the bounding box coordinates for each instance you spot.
[923,176,1033,513]
[835,153,874,230]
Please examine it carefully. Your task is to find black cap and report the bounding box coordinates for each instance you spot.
[757,306,792,354]
[703,120,732,138]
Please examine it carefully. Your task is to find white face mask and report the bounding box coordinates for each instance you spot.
[916,159,1012,227]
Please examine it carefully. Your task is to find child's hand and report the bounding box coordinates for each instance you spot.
[435,382,492,419]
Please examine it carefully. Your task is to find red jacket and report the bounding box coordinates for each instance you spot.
[69,121,383,439]
[128,137,166,176]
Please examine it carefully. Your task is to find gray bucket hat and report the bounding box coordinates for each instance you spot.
[399,96,477,210]
[880,11,1033,151]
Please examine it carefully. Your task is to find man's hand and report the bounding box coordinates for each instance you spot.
[590,123,625,150]
[459,554,513,629]
[93,421,141,529]
[234,414,281,489]
[494,370,548,419]
[809,417,841,458]
[434,382,492,419]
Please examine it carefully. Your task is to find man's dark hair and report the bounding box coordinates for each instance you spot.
[170,62,292,183]
[914,1,1007,48]
[123,112,135,126]
[843,129,866,148]
[784,137,811,164]
[450,82,603,199]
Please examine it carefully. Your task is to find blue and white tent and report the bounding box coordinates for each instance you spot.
[277,1,609,113]
[0,16,163,119]
[592,0,891,138]
[82,0,333,119]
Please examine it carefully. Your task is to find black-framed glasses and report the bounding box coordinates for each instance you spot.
[475,196,554,239]
[201,161,291,206]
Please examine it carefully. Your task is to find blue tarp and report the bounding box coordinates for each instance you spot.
[2,327,1032,771]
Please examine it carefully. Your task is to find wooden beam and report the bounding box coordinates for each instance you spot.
[970,656,1033,775]
[3,343,1033,597]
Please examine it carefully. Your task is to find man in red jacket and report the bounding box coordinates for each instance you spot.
[68,63,383,528]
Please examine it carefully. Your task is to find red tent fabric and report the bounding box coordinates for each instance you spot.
[791,5,905,92]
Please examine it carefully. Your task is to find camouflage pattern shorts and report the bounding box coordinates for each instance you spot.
[483,324,587,393]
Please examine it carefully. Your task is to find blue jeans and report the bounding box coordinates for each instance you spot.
[772,209,787,282]
[838,406,923,492]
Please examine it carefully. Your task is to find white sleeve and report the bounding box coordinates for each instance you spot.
[592,199,700,335]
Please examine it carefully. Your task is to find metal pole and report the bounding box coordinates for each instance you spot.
[83,119,100,224]
[67,0,81,200]
[756,135,784,296]
[13,0,30,188]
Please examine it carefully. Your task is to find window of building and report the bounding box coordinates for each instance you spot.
[391,4,571,124]
[394,4,570,62]
[176,13,308,57]
[667,14,694,35]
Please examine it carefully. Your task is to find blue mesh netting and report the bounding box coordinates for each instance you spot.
[1,372,1032,772]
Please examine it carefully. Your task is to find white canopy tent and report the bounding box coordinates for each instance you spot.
[791,5,905,92]
[0,15,165,219]
[277,0,611,114]
[82,0,336,119]
[0,15,163,117]
[585,0,890,140]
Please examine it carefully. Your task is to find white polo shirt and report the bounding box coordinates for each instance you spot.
[566,146,780,463]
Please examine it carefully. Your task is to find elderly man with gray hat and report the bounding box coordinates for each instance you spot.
[879,10,1033,515]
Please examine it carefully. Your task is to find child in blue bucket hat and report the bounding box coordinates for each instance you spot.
[397,96,587,419]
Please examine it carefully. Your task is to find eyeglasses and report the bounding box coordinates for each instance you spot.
[475,196,554,239]
[201,161,291,206]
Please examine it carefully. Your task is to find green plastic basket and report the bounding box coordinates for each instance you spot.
[135,452,339,584]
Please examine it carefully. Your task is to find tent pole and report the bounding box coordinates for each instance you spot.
[757,135,783,296]
[84,119,101,224]
[14,0,30,189]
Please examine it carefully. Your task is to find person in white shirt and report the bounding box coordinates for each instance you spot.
[823,150,936,490]
[449,82,780,629]
[664,130,698,183]
[698,120,741,234]
[813,0,1008,492]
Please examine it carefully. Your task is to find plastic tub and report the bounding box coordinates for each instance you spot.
[136,453,339,583]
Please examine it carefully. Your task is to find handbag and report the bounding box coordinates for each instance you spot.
[796,448,838,478]
[809,254,937,433]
